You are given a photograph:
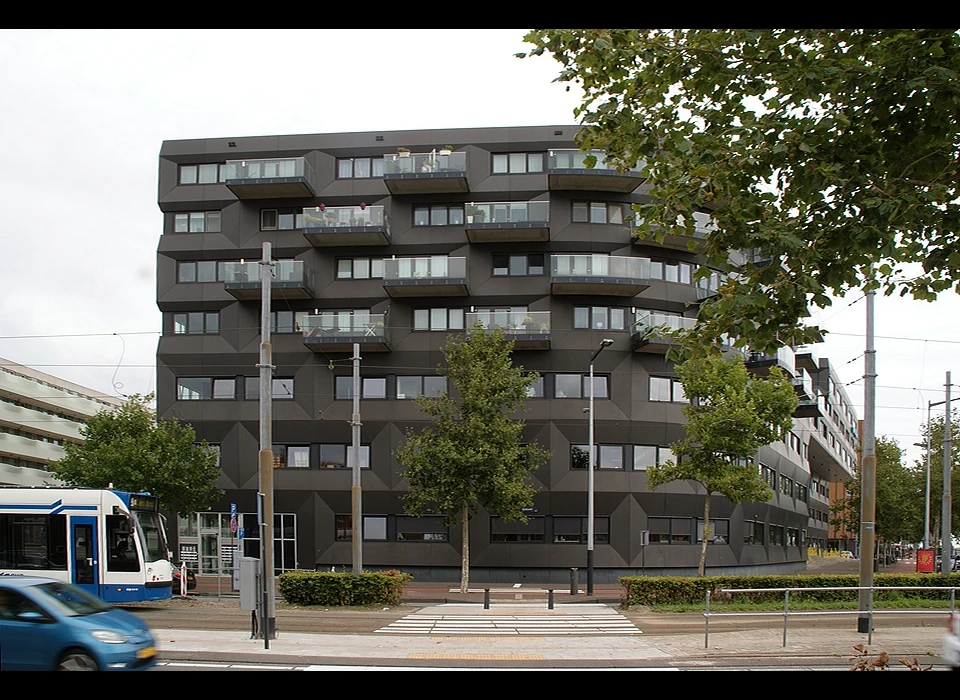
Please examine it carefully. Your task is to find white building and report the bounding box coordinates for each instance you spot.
[0,357,124,486]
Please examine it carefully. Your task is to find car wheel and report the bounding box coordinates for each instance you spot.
[58,649,99,671]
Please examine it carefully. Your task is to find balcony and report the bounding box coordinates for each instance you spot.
[465,311,551,350]
[632,313,696,354]
[794,392,827,420]
[794,347,821,375]
[222,260,314,300]
[301,312,390,353]
[464,201,549,243]
[550,255,650,297]
[382,151,468,195]
[224,157,315,199]
[547,149,645,193]
[302,205,390,246]
[744,346,796,378]
[790,367,815,401]
[382,257,468,297]
[633,212,716,252]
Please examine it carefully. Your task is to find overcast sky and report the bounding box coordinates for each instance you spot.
[1,29,957,471]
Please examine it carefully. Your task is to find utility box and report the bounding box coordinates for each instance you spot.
[239,557,260,610]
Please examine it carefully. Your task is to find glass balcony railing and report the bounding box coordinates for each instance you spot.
[634,313,697,334]
[548,149,643,174]
[551,254,650,279]
[301,205,387,229]
[465,201,549,224]
[383,256,467,281]
[383,151,466,175]
[790,367,815,399]
[465,310,551,334]
[222,260,313,287]
[301,312,387,337]
[224,157,314,182]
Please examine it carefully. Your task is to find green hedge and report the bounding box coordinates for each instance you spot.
[278,569,413,607]
[619,573,960,607]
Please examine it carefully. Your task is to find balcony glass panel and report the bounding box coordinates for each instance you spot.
[302,205,386,228]
[551,255,649,279]
[466,311,550,333]
[548,149,642,174]
[383,151,466,175]
[635,313,696,333]
[224,157,313,182]
[222,260,312,287]
[301,313,387,336]
[465,201,549,224]
[383,257,467,281]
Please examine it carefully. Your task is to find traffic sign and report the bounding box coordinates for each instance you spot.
[230,517,238,534]
[239,528,245,540]
[230,503,237,518]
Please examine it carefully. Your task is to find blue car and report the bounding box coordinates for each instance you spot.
[0,576,157,671]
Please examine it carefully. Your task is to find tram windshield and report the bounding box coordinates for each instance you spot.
[133,511,169,563]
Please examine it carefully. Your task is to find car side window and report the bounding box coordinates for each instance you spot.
[0,590,50,622]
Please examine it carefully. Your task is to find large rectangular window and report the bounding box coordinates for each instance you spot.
[244,378,294,400]
[172,312,219,335]
[271,445,310,469]
[176,378,235,400]
[413,308,465,331]
[553,517,609,544]
[570,444,624,470]
[744,520,765,545]
[336,515,387,541]
[571,201,626,225]
[177,261,228,283]
[491,152,544,174]
[260,208,302,231]
[489,516,545,543]
[335,376,387,399]
[413,204,465,226]
[336,157,384,179]
[174,211,222,233]
[336,258,384,280]
[318,445,370,470]
[396,516,449,542]
[396,376,447,399]
[492,253,545,276]
[648,517,692,544]
[649,377,686,402]
[179,163,226,185]
[632,445,675,471]
[696,519,730,545]
[573,306,630,330]
[555,374,607,399]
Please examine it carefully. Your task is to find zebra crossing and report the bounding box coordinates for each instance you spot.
[376,603,642,636]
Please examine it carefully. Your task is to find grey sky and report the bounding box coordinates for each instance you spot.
[1,29,957,470]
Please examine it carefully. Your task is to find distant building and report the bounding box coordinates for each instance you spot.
[0,357,124,486]
[156,126,860,581]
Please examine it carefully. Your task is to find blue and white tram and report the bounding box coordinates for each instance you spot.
[0,487,173,603]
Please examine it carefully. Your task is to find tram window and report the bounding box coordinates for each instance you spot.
[0,514,67,570]
[106,515,140,572]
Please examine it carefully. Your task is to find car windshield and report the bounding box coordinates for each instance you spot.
[31,581,113,617]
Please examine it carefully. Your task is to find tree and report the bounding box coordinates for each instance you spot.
[520,30,960,353]
[51,394,223,516]
[645,354,798,576]
[917,410,960,542]
[395,325,550,593]
[831,437,926,548]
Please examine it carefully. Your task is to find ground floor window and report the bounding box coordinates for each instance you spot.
[648,517,692,544]
[177,511,296,576]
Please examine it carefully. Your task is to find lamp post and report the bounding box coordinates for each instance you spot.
[587,338,614,596]
[918,399,948,550]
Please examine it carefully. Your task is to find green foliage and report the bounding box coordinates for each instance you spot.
[51,394,223,515]
[917,409,960,537]
[521,29,960,354]
[395,324,549,592]
[278,570,413,607]
[620,572,960,608]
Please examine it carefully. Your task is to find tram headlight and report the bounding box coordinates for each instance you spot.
[91,629,129,644]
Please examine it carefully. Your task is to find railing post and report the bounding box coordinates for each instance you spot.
[548,589,554,610]
[782,590,790,647]
[704,589,710,649]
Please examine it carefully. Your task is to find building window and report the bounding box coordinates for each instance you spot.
[573,306,631,330]
[524,376,544,398]
[780,475,794,497]
[413,204,465,226]
[318,445,370,470]
[179,163,226,185]
[570,444,624,470]
[413,308,465,331]
[176,378,235,400]
[571,201,626,225]
[648,259,694,285]
[174,211,222,233]
[761,464,777,490]
[649,377,686,402]
[632,445,675,471]
[555,374,607,399]
[492,253,545,276]
[491,152,544,174]
[396,376,447,399]
[553,517,610,544]
[336,258,384,280]
[172,312,219,335]
[177,261,227,283]
[770,524,785,546]
[648,517,693,544]
[244,378,294,400]
[489,516,545,542]
[271,445,310,469]
[270,310,310,334]
[396,516,449,542]
[744,520,765,545]
[336,514,387,541]
[336,157,384,179]
[260,208,302,231]
[335,376,386,400]
[696,519,730,544]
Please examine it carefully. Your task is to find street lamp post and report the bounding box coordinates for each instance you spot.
[587,338,614,596]
[919,399,947,550]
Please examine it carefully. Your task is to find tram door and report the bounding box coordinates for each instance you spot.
[71,517,100,598]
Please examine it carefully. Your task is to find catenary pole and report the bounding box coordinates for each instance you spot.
[351,342,363,575]
[857,288,876,633]
[941,372,953,575]
[257,242,276,642]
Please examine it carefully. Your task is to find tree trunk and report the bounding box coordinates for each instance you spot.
[699,493,711,577]
[460,503,470,594]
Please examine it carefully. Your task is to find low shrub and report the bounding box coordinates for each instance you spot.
[279,569,413,607]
